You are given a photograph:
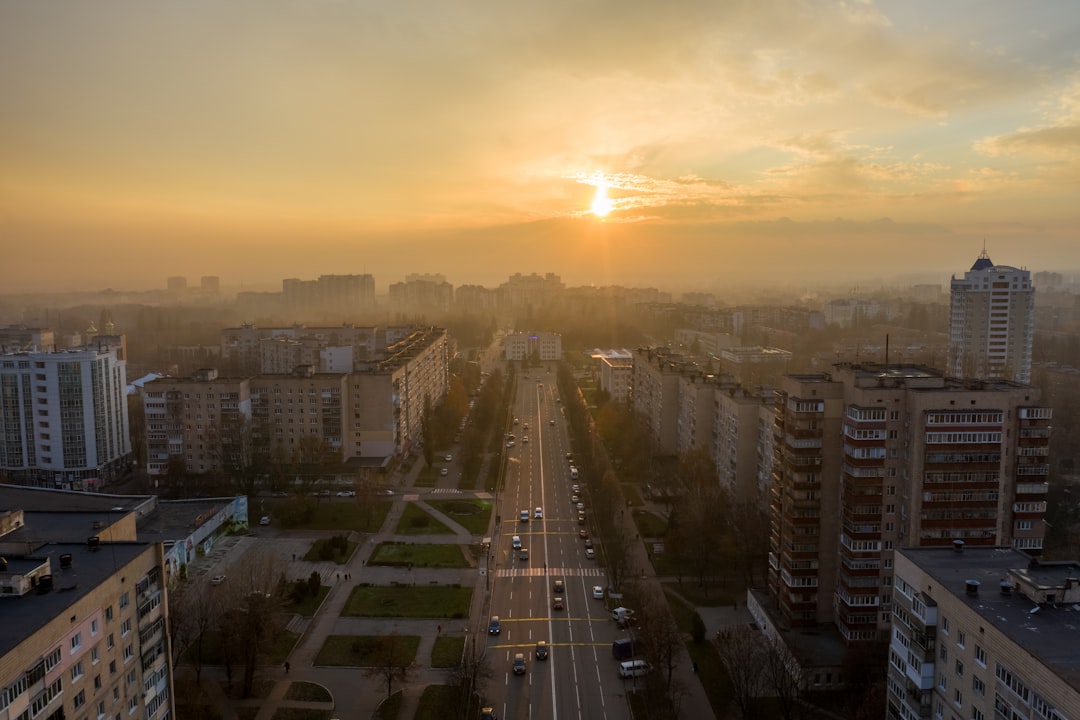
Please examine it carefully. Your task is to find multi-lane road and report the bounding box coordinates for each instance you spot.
[485,371,633,719]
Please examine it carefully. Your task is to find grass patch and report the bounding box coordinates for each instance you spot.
[283,682,332,703]
[664,587,733,719]
[430,636,466,668]
[621,483,645,507]
[184,630,299,667]
[287,586,330,617]
[302,538,358,565]
[631,509,668,538]
[427,498,493,535]
[281,499,392,533]
[314,634,420,667]
[374,690,404,720]
[369,542,469,568]
[343,585,473,618]
[415,685,465,720]
[395,503,454,535]
[270,709,332,720]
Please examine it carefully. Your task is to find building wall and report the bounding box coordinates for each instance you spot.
[503,332,563,361]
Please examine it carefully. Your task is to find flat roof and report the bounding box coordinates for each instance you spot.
[900,547,1080,691]
[0,541,153,658]
[1,485,151,514]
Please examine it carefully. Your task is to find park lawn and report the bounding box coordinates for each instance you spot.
[314,634,420,667]
[374,691,403,720]
[284,682,332,702]
[343,585,473,618]
[302,538,358,565]
[631,509,668,538]
[287,586,331,617]
[430,636,466,668]
[426,498,493,535]
[395,503,454,535]
[187,629,299,666]
[288,500,392,533]
[369,542,469,568]
[415,685,465,720]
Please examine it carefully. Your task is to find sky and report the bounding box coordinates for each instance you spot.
[3,0,1080,294]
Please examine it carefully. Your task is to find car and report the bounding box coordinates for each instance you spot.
[440,468,448,476]
[378,488,395,496]
[488,616,501,635]
[210,575,226,585]
[512,653,526,675]
[549,419,555,426]
[336,490,355,497]
[535,640,549,660]
[512,535,522,549]
[578,512,586,525]
[317,489,331,497]
[513,417,519,425]
[586,548,596,560]
[576,502,585,511]
[518,547,529,560]
[524,423,529,430]
[506,440,515,448]
[571,495,579,504]
[592,585,605,599]
[480,707,498,720]
[523,436,529,443]
[553,579,565,593]
[520,509,529,522]
[271,490,288,497]
[619,659,651,678]
[566,452,573,460]
[445,454,453,461]
[571,484,580,493]
[570,467,579,479]
[534,507,543,519]
[552,596,565,611]
[579,529,590,539]
[259,515,271,525]
[584,539,594,549]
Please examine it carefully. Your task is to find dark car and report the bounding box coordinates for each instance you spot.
[480,707,497,720]
[552,596,565,611]
[488,615,501,635]
[535,640,549,660]
[513,653,526,675]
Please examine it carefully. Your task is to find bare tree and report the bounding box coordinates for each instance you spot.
[763,635,805,720]
[364,632,416,698]
[215,549,287,698]
[169,578,222,686]
[715,624,767,719]
[729,500,771,586]
[637,588,684,695]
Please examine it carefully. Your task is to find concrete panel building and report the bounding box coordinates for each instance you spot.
[503,332,562,362]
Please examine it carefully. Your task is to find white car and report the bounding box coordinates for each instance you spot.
[210,575,226,586]
[445,454,453,462]
[512,535,522,550]
[336,490,355,497]
[586,548,596,560]
[571,484,580,493]
[534,507,543,519]
[506,440,515,448]
[440,468,448,476]
[592,585,604,599]
[577,502,585,512]
[259,515,271,525]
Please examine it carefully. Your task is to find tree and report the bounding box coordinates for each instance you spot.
[637,588,684,696]
[215,550,287,698]
[729,500,771,586]
[762,635,805,720]
[365,633,416,697]
[715,624,767,719]
[211,415,265,496]
[168,577,221,685]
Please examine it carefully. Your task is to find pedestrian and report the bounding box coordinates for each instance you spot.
[284,662,290,674]
[437,624,442,635]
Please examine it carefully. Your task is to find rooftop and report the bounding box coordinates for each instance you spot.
[901,546,1080,691]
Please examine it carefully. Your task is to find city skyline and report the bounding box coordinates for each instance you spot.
[3,1,1080,293]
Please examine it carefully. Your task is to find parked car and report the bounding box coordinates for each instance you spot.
[619,659,651,678]
[259,515,271,525]
[336,490,355,497]
[210,575,226,585]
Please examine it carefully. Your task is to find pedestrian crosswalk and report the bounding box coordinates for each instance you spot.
[495,567,605,578]
[428,488,462,494]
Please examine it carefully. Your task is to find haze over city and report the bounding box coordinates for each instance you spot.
[3,0,1080,293]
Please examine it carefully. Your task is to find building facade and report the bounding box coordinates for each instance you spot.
[0,346,131,490]
[947,250,1035,383]
[503,332,563,362]
[888,547,1080,720]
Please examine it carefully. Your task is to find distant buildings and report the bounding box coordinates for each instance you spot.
[888,546,1080,720]
[0,344,132,490]
[388,273,453,314]
[947,250,1034,383]
[503,331,563,362]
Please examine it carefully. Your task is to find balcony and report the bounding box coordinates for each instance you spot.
[1015,482,1048,495]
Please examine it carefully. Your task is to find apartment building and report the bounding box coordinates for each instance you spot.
[251,368,347,459]
[592,349,633,404]
[220,324,380,374]
[766,363,1051,643]
[0,509,173,720]
[948,250,1035,383]
[503,331,562,362]
[0,345,131,490]
[388,273,454,313]
[888,546,1080,720]
[715,386,774,503]
[631,347,696,455]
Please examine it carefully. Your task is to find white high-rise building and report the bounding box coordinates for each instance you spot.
[0,345,131,489]
[947,250,1034,383]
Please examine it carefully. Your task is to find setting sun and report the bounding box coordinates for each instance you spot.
[590,183,613,218]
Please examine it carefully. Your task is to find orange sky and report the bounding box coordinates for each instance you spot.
[2,1,1079,293]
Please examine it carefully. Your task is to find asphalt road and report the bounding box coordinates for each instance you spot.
[486,371,632,720]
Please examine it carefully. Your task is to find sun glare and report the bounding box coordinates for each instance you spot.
[590,183,613,218]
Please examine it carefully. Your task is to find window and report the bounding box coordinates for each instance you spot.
[44,646,62,672]
[71,662,85,681]
[955,660,964,677]
[119,592,129,609]
[71,632,83,653]
[94,675,102,690]
[92,646,100,664]
[123,644,134,662]
[956,629,966,648]
[939,645,948,662]
[975,645,986,667]
[973,675,985,697]
[74,690,86,709]
[105,606,113,622]
[938,672,947,690]
[941,616,950,634]
[109,660,117,675]
[91,619,99,635]
[107,633,115,649]
[128,696,138,713]
[121,619,131,636]
[953,689,962,707]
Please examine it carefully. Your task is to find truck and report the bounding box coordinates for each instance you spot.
[611,637,643,660]
[612,607,637,628]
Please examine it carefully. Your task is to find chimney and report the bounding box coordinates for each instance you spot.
[953,539,965,553]
[965,580,980,596]
[59,553,73,569]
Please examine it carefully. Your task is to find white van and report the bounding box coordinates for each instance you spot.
[619,659,650,678]
[512,535,522,549]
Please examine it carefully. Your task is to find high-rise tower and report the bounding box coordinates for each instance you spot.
[947,250,1034,383]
